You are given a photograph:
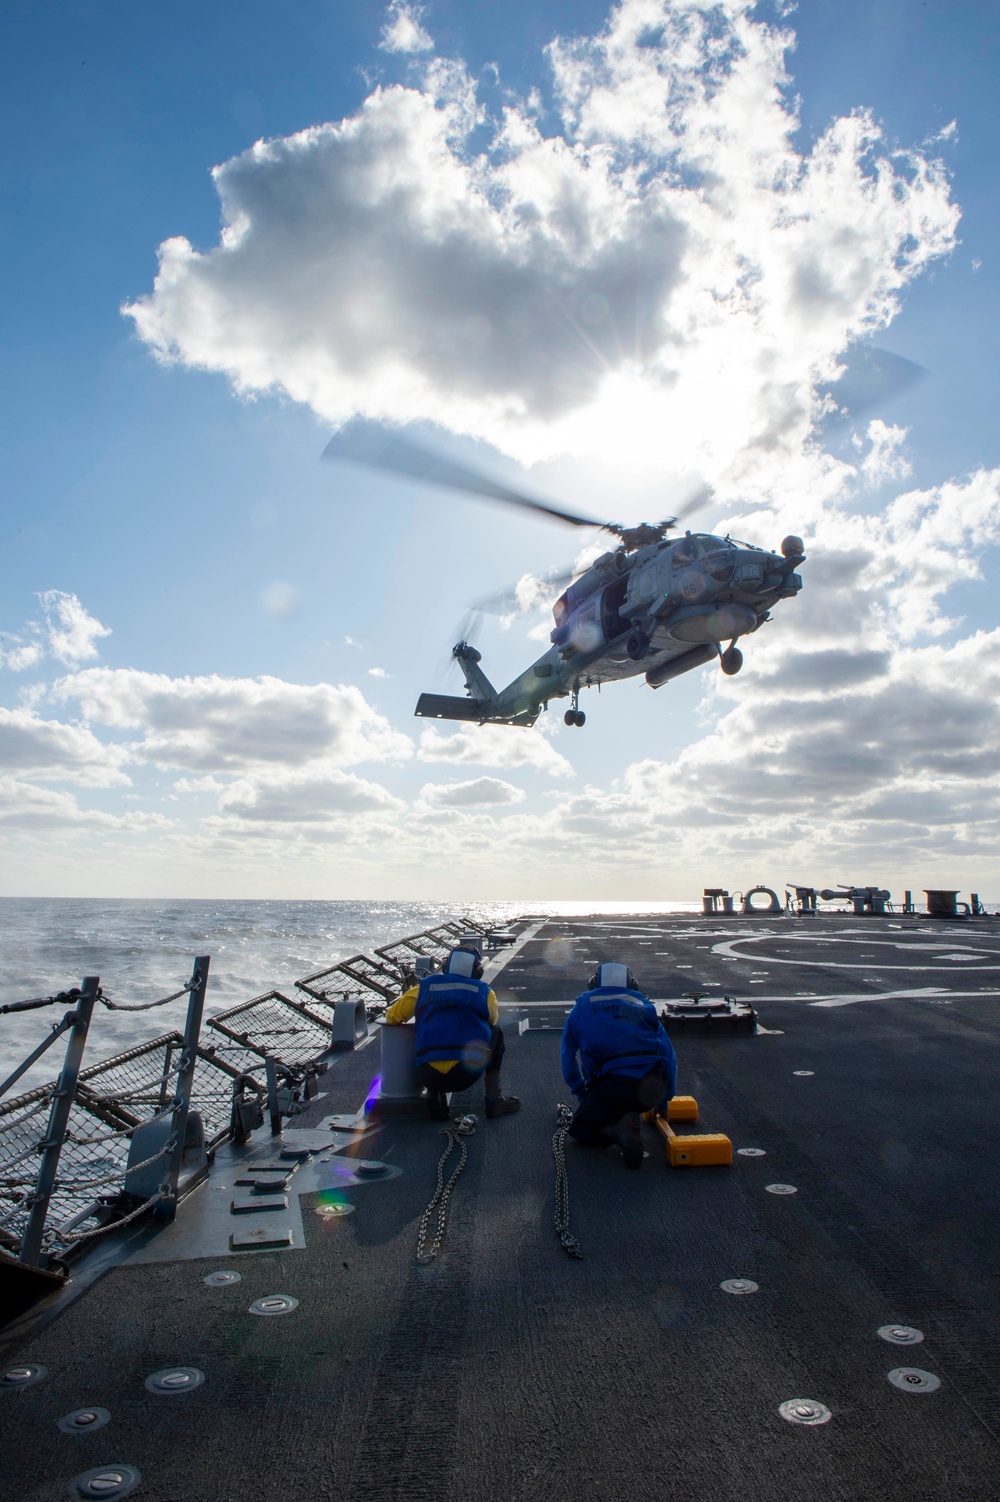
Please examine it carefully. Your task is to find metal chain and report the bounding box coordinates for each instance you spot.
[553,1103,583,1259]
[415,1114,477,1265]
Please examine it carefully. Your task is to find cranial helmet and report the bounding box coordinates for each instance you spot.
[445,947,484,981]
[590,960,637,991]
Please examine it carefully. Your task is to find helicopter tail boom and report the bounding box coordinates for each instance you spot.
[414,693,492,723]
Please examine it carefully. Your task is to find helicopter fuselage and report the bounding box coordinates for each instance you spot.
[415,530,804,727]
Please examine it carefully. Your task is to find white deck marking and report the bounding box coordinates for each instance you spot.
[712,931,1000,970]
[482,919,547,985]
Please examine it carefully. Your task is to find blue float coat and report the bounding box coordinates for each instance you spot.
[561,986,677,1102]
[387,972,495,1071]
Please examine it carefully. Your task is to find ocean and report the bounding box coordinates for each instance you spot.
[0,897,699,1095]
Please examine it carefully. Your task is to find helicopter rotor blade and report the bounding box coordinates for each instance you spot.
[323,425,603,529]
[668,483,715,526]
[432,608,482,687]
[472,567,579,618]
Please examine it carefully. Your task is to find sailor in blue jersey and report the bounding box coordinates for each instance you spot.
[561,961,677,1169]
[384,947,520,1121]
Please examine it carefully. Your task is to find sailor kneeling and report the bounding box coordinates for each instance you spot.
[561,962,677,1169]
[384,947,521,1121]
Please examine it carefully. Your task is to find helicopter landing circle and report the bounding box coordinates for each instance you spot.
[711,930,1000,971]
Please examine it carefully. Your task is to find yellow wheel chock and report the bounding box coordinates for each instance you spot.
[643,1096,733,1168]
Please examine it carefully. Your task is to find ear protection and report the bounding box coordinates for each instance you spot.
[589,961,637,991]
[445,947,485,981]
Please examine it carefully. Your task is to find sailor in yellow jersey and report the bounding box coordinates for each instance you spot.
[384,946,520,1121]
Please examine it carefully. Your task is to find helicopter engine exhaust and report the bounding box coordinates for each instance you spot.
[645,643,720,689]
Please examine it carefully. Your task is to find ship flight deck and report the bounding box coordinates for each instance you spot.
[3,911,1000,1502]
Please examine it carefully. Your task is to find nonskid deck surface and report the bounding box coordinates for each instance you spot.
[3,914,1000,1502]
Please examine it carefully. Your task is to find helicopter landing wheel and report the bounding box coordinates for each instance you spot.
[626,629,651,661]
[720,645,743,676]
[564,708,586,727]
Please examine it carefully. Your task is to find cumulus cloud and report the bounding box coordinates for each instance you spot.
[0,778,168,832]
[217,767,404,824]
[52,669,412,772]
[40,591,111,664]
[418,776,526,807]
[123,0,958,494]
[858,420,912,488]
[0,708,129,786]
[1,593,110,672]
[380,1,433,55]
[418,723,574,776]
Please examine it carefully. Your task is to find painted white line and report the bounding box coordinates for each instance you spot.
[810,988,1000,1009]
[482,919,548,986]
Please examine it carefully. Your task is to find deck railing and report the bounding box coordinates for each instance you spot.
[0,919,522,1272]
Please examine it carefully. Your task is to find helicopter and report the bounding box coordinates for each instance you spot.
[324,427,805,728]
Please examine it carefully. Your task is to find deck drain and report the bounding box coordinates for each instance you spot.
[58,1407,112,1435]
[1,1362,47,1389]
[778,1398,831,1426]
[68,1465,141,1499]
[144,1367,205,1394]
[792,1070,815,1077]
[249,1294,299,1316]
[737,1148,766,1157]
[720,1279,759,1295]
[355,1161,390,1178]
[204,1270,241,1287]
[766,1183,798,1195]
[878,1325,923,1346]
[888,1367,940,1393]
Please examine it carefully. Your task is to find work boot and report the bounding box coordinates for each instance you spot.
[617,1111,644,1169]
[426,1091,451,1121]
[485,1094,521,1118]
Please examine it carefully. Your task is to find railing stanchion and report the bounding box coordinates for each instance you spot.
[154,955,210,1223]
[264,1055,282,1135]
[18,976,101,1267]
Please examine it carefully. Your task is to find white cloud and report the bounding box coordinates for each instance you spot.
[858,419,912,488]
[0,638,43,672]
[217,767,403,824]
[418,776,526,807]
[1,593,110,672]
[0,708,129,786]
[380,1,433,55]
[39,591,111,665]
[418,723,574,776]
[123,0,957,495]
[368,666,390,678]
[0,778,168,832]
[52,669,413,772]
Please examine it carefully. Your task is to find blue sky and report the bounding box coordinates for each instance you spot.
[2,0,999,900]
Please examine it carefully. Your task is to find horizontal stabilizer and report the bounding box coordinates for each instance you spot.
[414,693,490,722]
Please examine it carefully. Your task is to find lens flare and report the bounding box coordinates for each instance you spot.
[314,1188,355,1220]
